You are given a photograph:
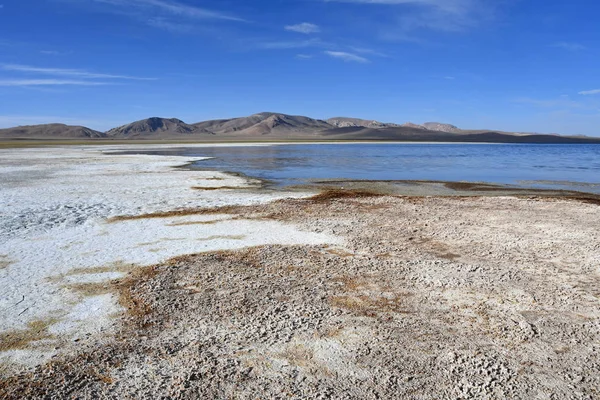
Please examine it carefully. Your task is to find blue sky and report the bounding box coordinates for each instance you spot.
[0,0,599,135]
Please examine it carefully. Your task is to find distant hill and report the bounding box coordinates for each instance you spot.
[107,117,211,138]
[0,124,106,139]
[318,126,600,144]
[402,122,460,133]
[193,112,331,136]
[326,117,399,129]
[1,113,599,143]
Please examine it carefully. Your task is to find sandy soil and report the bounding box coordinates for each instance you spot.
[1,146,599,398]
[2,188,600,398]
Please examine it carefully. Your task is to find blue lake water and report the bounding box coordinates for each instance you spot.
[166,143,600,193]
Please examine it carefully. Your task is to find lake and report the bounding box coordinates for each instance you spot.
[142,143,600,194]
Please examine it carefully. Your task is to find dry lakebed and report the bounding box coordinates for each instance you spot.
[0,144,599,399]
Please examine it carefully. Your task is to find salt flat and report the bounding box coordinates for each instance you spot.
[1,145,599,399]
[0,145,339,369]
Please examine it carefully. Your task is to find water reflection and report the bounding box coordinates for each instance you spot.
[142,143,600,193]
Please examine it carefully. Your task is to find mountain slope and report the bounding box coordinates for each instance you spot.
[0,124,106,139]
[1,113,599,143]
[401,122,460,133]
[193,112,332,136]
[107,118,211,138]
[318,126,600,143]
[422,122,460,133]
[326,117,399,129]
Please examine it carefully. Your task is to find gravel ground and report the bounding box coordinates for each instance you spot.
[1,192,599,399]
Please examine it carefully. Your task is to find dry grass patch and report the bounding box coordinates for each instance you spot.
[331,275,414,316]
[565,195,600,206]
[197,235,246,241]
[306,189,384,202]
[280,343,315,368]
[191,186,254,191]
[0,255,13,270]
[330,294,413,317]
[324,247,355,258]
[423,240,462,261]
[333,276,369,291]
[0,319,57,352]
[166,217,239,226]
[65,262,135,276]
[106,205,249,222]
[114,265,159,323]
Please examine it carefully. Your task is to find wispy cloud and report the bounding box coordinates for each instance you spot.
[256,38,325,50]
[551,41,585,51]
[296,54,314,59]
[326,0,470,13]
[285,22,320,34]
[349,46,390,58]
[146,17,193,32]
[93,0,244,22]
[328,0,492,37]
[0,79,109,87]
[579,89,600,95]
[1,64,155,80]
[324,51,369,63]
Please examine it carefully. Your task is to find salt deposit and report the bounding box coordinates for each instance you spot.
[0,145,339,368]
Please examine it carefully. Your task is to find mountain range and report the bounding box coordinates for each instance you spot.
[1,112,599,144]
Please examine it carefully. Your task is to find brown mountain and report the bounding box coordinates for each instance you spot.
[0,124,106,139]
[318,126,600,144]
[401,122,460,133]
[0,112,599,143]
[193,112,332,136]
[107,118,211,138]
[422,122,461,133]
[326,117,400,129]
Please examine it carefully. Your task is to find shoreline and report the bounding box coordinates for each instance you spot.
[1,144,599,397]
[112,144,600,196]
[5,139,600,150]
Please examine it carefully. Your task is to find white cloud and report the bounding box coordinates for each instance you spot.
[552,41,585,51]
[326,0,470,13]
[579,89,600,95]
[257,39,324,49]
[349,46,389,57]
[146,17,193,32]
[295,54,313,59]
[324,51,369,63]
[1,64,155,80]
[0,79,110,87]
[327,0,489,35]
[285,23,320,34]
[93,0,244,22]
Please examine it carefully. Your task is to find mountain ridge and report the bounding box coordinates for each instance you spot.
[1,113,599,144]
[0,123,106,139]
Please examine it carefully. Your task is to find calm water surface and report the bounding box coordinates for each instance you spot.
[166,143,600,193]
